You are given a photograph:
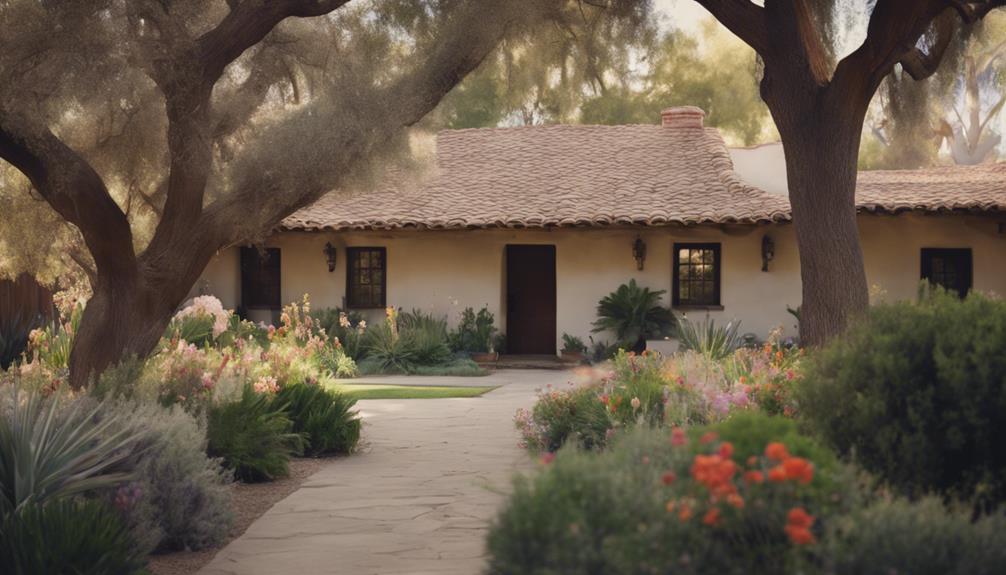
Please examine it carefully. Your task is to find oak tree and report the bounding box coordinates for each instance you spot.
[696,0,1006,345]
[0,0,645,386]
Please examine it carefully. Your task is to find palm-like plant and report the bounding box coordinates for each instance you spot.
[676,315,743,360]
[0,389,142,515]
[591,280,676,353]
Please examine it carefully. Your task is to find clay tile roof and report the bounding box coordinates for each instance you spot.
[281,125,1006,232]
[855,162,1006,214]
[280,123,792,231]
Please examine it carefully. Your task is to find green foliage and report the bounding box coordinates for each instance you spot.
[826,497,1006,575]
[25,302,82,370]
[0,387,140,515]
[592,279,675,352]
[676,315,743,360]
[515,384,611,453]
[272,384,361,456]
[207,385,305,482]
[108,400,233,553]
[363,320,420,372]
[560,333,587,355]
[166,314,215,348]
[399,309,452,365]
[588,335,618,363]
[311,307,365,359]
[0,499,147,575]
[0,308,43,370]
[319,347,359,378]
[488,425,856,575]
[799,290,1006,510]
[607,350,669,427]
[406,357,487,377]
[449,306,497,353]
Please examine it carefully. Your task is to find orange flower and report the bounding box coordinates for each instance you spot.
[678,505,693,522]
[662,471,677,486]
[743,470,764,484]
[718,442,734,459]
[786,507,814,529]
[765,442,790,462]
[746,455,758,467]
[699,431,718,445]
[768,465,788,483]
[702,507,721,526]
[785,525,816,545]
[782,457,814,484]
[665,499,676,513]
[726,493,745,509]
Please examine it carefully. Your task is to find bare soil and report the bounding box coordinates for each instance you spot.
[146,457,328,575]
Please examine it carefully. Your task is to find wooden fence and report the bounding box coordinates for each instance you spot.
[0,273,55,322]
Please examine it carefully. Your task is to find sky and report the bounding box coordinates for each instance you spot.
[652,0,713,33]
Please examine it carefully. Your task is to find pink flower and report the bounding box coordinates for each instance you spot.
[540,452,556,465]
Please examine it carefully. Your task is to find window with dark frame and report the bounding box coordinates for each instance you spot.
[240,247,281,310]
[921,248,972,298]
[673,243,722,307]
[346,247,387,309]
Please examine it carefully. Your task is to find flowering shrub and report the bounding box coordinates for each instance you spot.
[515,345,805,454]
[168,295,231,347]
[490,415,856,574]
[515,382,610,452]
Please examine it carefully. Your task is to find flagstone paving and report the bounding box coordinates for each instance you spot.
[198,369,574,575]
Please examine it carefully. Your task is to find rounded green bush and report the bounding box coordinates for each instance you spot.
[0,499,147,575]
[207,385,305,482]
[273,384,361,456]
[799,291,1006,509]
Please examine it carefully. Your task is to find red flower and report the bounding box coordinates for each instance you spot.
[540,453,556,465]
[764,442,790,462]
[785,525,816,545]
[661,471,677,486]
[699,431,718,445]
[702,507,721,526]
[782,457,814,484]
[768,466,788,483]
[743,470,764,484]
[671,427,687,447]
[786,507,814,529]
[718,442,734,459]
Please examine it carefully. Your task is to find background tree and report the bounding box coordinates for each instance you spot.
[862,9,1006,168]
[696,0,1005,346]
[0,0,651,387]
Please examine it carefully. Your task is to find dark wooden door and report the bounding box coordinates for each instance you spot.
[506,245,557,355]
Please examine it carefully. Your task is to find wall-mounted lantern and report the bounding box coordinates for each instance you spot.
[761,235,775,272]
[632,236,647,271]
[323,242,338,272]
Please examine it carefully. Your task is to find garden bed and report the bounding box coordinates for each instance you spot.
[147,457,328,575]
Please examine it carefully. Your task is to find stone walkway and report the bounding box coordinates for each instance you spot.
[198,369,571,575]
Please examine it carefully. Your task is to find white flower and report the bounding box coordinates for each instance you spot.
[630,397,641,410]
[174,295,231,337]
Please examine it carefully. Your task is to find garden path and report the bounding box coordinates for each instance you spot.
[198,369,571,575]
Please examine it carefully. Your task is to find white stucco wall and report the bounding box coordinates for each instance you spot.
[193,214,1006,351]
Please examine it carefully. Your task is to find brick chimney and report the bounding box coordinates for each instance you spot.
[661,106,705,129]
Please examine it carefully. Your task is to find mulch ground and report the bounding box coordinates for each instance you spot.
[147,457,328,575]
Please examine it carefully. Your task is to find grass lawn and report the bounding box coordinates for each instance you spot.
[329,383,498,400]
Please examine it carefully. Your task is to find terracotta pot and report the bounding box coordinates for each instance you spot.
[471,351,499,363]
[560,351,586,364]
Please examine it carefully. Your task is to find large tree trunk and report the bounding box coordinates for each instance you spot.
[781,121,870,346]
[68,276,177,389]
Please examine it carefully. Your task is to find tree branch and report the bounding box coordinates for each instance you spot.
[693,0,769,55]
[792,0,832,85]
[0,109,136,279]
[900,11,957,80]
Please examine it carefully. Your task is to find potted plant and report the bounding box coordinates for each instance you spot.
[453,306,499,362]
[591,279,676,353]
[560,333,588,363]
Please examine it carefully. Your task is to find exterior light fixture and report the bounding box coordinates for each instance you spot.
[761,235,775,272]
[323,242,338,272]
[632,236,647,271]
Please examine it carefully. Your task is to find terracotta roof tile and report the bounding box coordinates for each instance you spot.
[281,124,1006,231]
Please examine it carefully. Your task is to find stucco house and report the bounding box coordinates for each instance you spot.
[195,106,1006,354]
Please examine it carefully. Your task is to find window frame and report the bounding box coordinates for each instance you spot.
[345,246,387,309]
[240,247,281,310]
[920,247,973,298]
[672,242,723,309]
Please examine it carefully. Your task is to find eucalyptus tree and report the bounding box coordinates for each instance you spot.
[696,0,1006,346]
[0,0,650,387]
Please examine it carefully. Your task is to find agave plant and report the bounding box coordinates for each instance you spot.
[676,315,743,360]
[591,280,676,353]
[0,388,142,515]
